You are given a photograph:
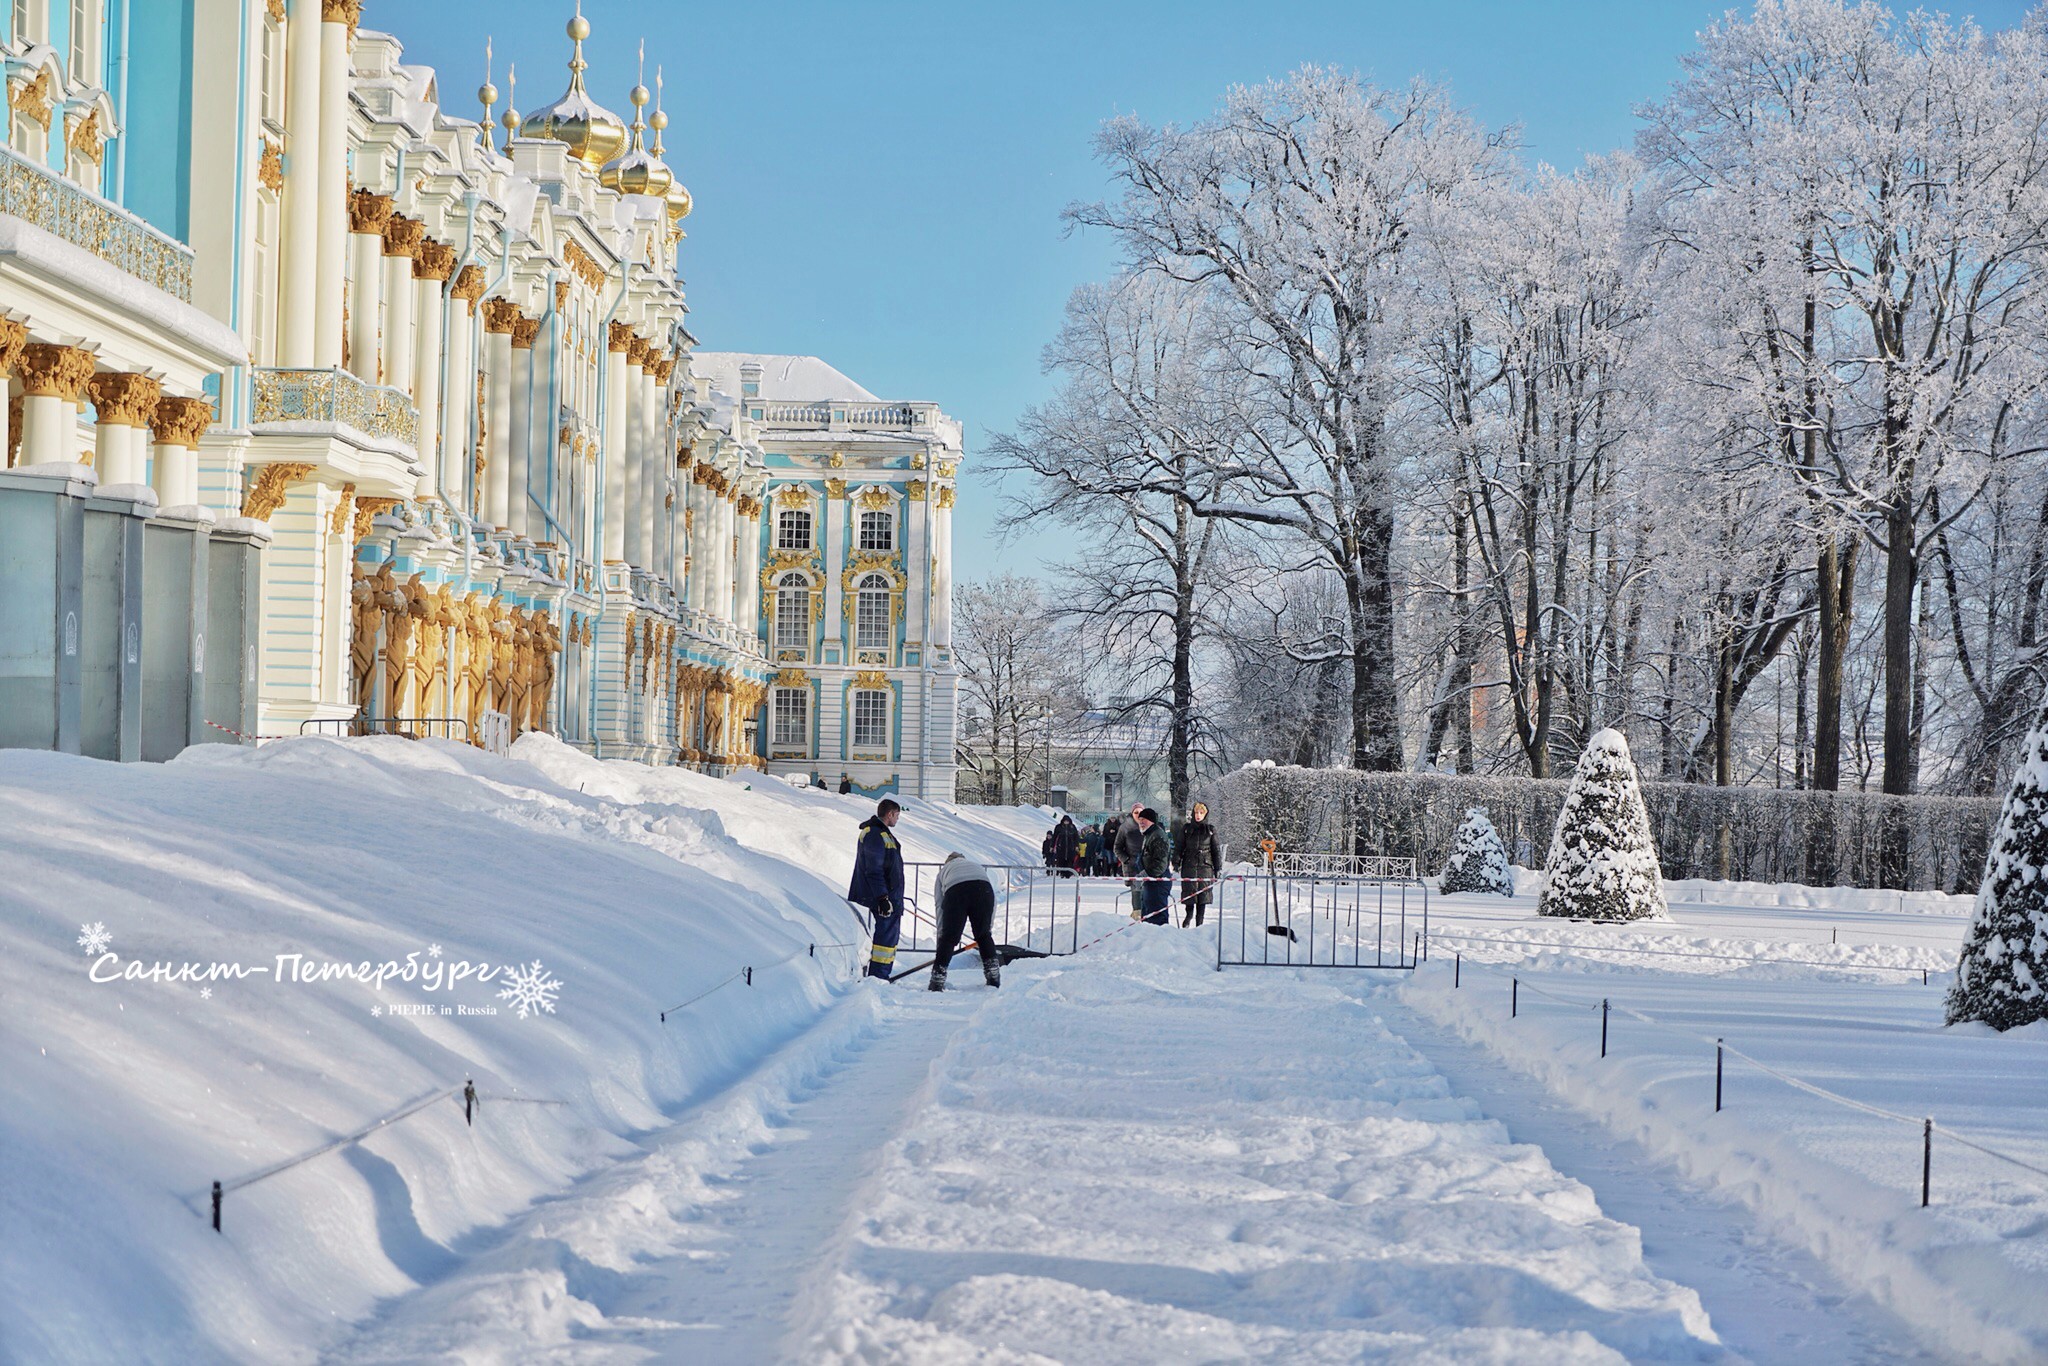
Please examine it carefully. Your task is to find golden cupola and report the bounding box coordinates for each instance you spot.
[599,64,674,199]
[649,71,693,224]
[519,10,629,169]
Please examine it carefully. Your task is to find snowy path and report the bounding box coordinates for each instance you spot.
[1372,994,1938,1364]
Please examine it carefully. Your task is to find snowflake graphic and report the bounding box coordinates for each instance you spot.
[371,1005,382,1017]
[199,987,212,1000]
[497,960,563,1019]
[77,922,112,956]
[427,943,444,959]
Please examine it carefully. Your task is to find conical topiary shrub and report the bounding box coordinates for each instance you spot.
[1947,687,2048,1030]
[1538,729,1666,921]
[1440,807,1514,896]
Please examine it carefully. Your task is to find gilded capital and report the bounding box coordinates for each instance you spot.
[649,357,673,383]
[241,461,316,521]
[553,280,570,311]
[414,239,456,281]
[481,298,524,335]
[626,336,650,367]
[382,214,425,258]
[16,344,96,402]
[450,263,486,303]
[825,477,848,499]
[346,188,393,235]
[510,315,541,350]
[149,395,217,448]
[937,485,956,509]
[608,320,636,353]
[85,372,163,428]
[907,479,927,500]
[0,317,27,375]
[319,0,360,23]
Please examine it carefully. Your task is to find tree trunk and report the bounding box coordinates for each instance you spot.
[1714,634,1735,879]
[1349,504,1403,771]
[1879,496,1916,886]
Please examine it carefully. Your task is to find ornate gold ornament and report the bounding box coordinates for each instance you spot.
[481,297,524,335]
[938,461,957,479]
[607,320,635,352]
[451,264,486,308]
[354,496,401,541]
[346,188,393,235]
[242,462,317,521]
[66,110,103,167]
[84,372,161,428]
[851,670,890,691]
[329,483,357,536]
[563,239,607,290]
[907,480,927,500]
[415,239,456,282]
[382,214,425,258]
[16,344,95,401]
[10,70,52,129]
[510,315,541,349]
[257,137,284,193]
[854,485,893,510]
[772,667,810,689]
[769,482,815,507]
[937,486,956,509]
[911,452,927,470]
[824,477,847,499]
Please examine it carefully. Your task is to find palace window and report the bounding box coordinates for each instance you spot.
[852,689,889,750]
[855,573,892,651]
[858,509,894,551]
[773,687,809,748]
[12,0,26,48]
[774,573,811,652]
[70,0,88,84]
[775,507,812,551]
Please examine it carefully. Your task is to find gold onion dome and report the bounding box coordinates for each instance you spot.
[649,76,693,223]
[600,79,675,198]
[519,11,629,169]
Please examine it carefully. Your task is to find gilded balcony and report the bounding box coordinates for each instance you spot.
[251,367,419,457]
[0,142,193,302]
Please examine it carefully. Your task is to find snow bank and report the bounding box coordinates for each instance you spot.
[0,735,1038,1362]
[1402,959,2048,1362]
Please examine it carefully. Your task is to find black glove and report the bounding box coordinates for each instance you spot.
[875,897,893,917]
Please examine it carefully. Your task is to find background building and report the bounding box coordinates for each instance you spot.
[0,2,960,796]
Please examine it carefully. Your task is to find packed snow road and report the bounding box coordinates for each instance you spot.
[336,923,1758,1364]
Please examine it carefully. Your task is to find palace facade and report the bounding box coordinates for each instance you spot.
[0,1,961,796]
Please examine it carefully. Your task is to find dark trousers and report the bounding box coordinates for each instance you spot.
[935,880,996,970]
[1141,877,1173,924]
[865,903,901,978]
[1180,879,1215,927]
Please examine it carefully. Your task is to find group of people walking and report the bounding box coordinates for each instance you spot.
[847,797,1227,992]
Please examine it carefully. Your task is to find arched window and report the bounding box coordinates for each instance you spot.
[858,509,894,551]
[852,689,890,750]
[776,507,812,551]
[773,687,809,748]
[774,572,811,652]
[855,573,892,651]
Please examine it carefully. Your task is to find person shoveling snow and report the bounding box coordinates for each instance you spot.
[928,852,1000,992]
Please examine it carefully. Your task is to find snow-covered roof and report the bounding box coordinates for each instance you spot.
[692,352,879,403]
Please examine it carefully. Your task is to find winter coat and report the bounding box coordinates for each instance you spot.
[1117,817,1146,873]
[847,817,905,913]
[1140,822,1172,879]
[1052,818,1079,865]
[1176,819,1222,881]
[933,852,993,909]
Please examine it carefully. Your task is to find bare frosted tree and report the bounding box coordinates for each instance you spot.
[953,577,1086,804]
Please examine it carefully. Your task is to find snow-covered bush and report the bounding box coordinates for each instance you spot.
[1537,730,1665,921]
[1947,690,2048,1030]
[1439,807,1514,896]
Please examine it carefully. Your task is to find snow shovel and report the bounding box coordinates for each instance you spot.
[1265,874,1298,942]
[886,942,1047,983]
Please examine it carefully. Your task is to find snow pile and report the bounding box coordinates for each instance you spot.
[809,930,1725,1362]
[1539,729,1666,922]
[1438,806,1514,896]
[0,734,1038,1362]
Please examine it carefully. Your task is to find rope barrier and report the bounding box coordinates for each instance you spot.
[657,939,867,1023]
[1443,956,2048,1198]
[204,719,295,743]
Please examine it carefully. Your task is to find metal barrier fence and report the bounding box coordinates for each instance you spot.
[299,715,471,742]
[889,863,1427,975]
[1215,871,1429,971]
[1269,852,1419,879]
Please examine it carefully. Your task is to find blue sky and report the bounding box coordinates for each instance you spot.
[392,0,2035,576]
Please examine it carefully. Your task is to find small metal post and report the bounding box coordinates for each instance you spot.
[1922,1118,1933,1207]
[809,943,815,957]
[1455,952,1461,988]
[464,1079,476,1126]
[744,966,753,986]
[1923,968,1928,986]
[211,1181,222,1233]
[1831,926,1837,945]
[1715,1039,1723,1112]
[1601,999,1609,1058]
[1512,977,1518,1018]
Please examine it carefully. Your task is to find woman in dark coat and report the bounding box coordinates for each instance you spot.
[1175,801,1223,927]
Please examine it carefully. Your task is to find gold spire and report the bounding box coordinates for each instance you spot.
[651,66,692,225]
[599,42,675,199]
[501,64,520,154]
[519,4,629,169]
[476,38,499,157]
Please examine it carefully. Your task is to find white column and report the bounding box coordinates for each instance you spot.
[823,489,847,648]
[149,397,213,510]
[741,500,763,631]
[718,489,737,624]
[536,296,560,534]
[86,372,160,486]
[314,7,349,369]
[603,326,630,563]
[411,254,447,501]
[623,343,646,569]
[672,459,691,597]
[933,488,954,647]
[380,222,417,394]
[279,0,325,365]
[507,321,535,539]
[17,344,93,467]
[443,269,481,512]
[906,483,930,646]
[345,192,389,384]
[481,300,517,529]
[638,362,661,577]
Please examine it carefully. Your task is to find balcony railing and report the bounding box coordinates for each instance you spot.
[751,400,929,431]
[0,142,194,301]
[251,367,419,452]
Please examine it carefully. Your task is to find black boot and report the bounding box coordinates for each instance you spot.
[928,963,947,993]
[982,953,1001,988]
